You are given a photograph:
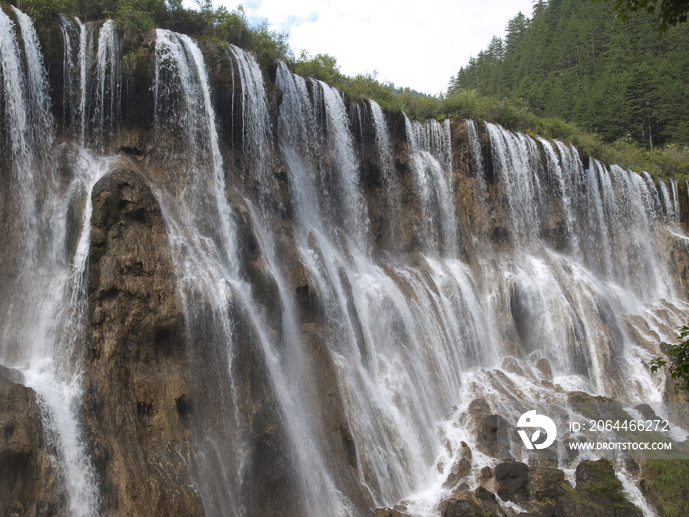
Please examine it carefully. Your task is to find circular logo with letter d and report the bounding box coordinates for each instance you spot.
[517,410,557,450]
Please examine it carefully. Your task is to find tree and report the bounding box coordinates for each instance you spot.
[650,325,689,393]
[505,11,530,54]
[594,0,689,31]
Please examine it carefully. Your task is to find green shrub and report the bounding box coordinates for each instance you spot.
[644,460,689,517]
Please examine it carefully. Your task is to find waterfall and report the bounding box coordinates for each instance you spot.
[583,159,614,278]
[671,178,680,223]
[11,6,53,162]
[465,118,484,174]
[659,179,678,223]
[92,20,120,147]
[226,44,272,178]
[404,115,459,256]
[276,65,508,509]
[486,123,542,245]
[320,82,370,250]
[538,137,577,254]
[0,7,54,261]
[370,99,402,239]
[153,28,235,273]
[55,17,119,148]
[57,14,78,125]
[0,9,104,515]
[3,10,689,516]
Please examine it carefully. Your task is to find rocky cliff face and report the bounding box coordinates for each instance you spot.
[82,167,203,516]
[2,10,689,517]
[0,367,66,517]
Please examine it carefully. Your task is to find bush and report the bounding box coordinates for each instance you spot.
[112,0,164,41]
[651,325,689,394]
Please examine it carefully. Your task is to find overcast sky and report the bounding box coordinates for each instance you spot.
[219,0,536,95]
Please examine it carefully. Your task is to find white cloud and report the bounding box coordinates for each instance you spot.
[218,0,535,95]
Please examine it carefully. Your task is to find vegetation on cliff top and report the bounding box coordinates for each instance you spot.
[293,50,689,180]
[9,0,689,179]
[14,0,290,61]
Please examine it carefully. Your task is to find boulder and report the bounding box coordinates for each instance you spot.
[495,461,529,502]
[535,358,553,380]
[443,457,472,489]
[475,486,496,501]
[439,492,507,517]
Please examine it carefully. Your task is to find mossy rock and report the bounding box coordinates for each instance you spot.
[575,459,642,516]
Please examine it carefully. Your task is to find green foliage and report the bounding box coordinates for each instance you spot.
[449,0,689,151]
[644,459,689,516]
[11,0,291,62]
[15,0,74,20]
[111,0,164,41]
[594,0,689,31]
[651,325,689,393]
[293,51,342,83]
[580,460,625,497]
[244,20,289,64]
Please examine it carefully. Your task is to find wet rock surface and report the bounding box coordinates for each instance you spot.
[495,461,530,502]
[426,459,643,517]
[0,376,66,517]
[82,166,203,516]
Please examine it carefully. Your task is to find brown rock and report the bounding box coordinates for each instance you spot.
[502,356,524,376]
[535,358,553,380]
[83,167,203,516]
[475,414,511,459]
[528,468,566,501]
[475,485,496,501]
[443,457,472,489]
[0,377,66,517]
[439,490,508,517]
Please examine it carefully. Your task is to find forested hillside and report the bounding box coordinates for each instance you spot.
[450,0,689,148]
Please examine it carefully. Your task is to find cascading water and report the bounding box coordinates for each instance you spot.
[465,119,483,174]
[226,44,272,179]
[538,137,578,254]
[370,99,403,240]
[56,16,119,148]
[404,115,459,256]
[670,178,680,223]
[276,64,508,510]
[3,8,689,517]
[486,123,542,245]
[92,20,120,147]
[0,8,106,516]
